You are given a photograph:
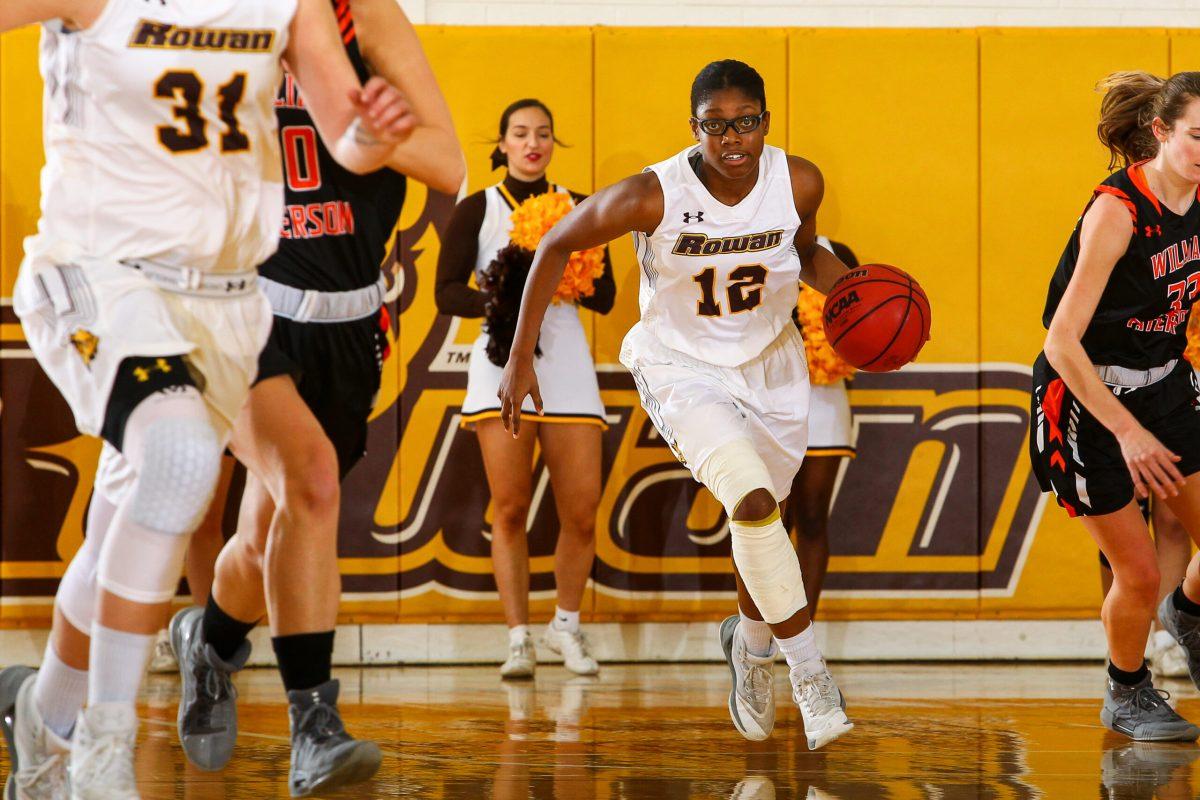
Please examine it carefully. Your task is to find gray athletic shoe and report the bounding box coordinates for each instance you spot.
[719,615,776,741]
[170,606,250,771]
[1101,673,1200,742]
[1157,592,1200,689]
[287,680,381,798]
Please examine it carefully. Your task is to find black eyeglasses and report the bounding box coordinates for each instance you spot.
[691,112,766,137]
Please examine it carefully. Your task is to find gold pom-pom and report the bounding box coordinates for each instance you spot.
[509,192,606,304]
[798,285,855,385]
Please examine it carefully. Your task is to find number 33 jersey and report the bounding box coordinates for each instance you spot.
[29,0,297,274]
[633,144,802,368]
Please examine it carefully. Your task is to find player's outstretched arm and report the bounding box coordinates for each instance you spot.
[789,155,849,294]
[1,0,102,32]
[284,0,417,175]
[353,0,465,193]
[1045,192,1184,501]
[497,172,664,435]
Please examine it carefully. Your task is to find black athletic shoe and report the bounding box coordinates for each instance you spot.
[287,680,381,797]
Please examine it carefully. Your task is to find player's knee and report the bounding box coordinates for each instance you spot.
[492,499,531,535]
[732,488,777,523]
[131,415,222,536]
[1114,562,1161,609]
[793,510,829,542]
[281,442,340,520]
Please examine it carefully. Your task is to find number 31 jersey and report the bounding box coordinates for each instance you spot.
[633,144,803,368]
[29,0,297,274]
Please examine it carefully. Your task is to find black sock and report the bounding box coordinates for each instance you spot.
[1173,585,1200,617]
[1108,660,1150,687]
[202,596,258,662]
[272,631,335,694]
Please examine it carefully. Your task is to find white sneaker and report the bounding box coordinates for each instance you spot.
[542,623,599,676]
[500,633,536,680]
[68,704,140,800]
[719,615,776,741]
[1,666,71,800]
[790,659,853,751]
[1149,629,1191,679]
[146,628,178,675]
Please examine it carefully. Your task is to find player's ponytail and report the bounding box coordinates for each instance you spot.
[1097,71,1200,169]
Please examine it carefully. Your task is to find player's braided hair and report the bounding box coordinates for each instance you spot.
[691,60,767,115]
[1098,71,1200,169]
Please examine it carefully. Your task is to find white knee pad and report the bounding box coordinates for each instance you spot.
[696,438,777,514]
[96,389,223,604]
[698,439,806,624]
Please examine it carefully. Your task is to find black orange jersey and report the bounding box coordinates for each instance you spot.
[258,0,406,293]
[1042,161,1200,369]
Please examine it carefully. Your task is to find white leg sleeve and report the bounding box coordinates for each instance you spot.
[96,387,222,604]
[696,439,807,624]
[56,492,118,633]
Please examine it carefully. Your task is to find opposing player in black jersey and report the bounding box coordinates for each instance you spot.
[165,1,463,794]
[1032,71,1200,742]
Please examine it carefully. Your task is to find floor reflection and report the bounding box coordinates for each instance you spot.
[8,664,1200,797]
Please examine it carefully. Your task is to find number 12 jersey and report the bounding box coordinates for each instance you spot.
[30,0,297,274]
[633,144,803,368]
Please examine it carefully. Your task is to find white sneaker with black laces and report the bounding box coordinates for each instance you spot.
[542,623,599,676]
[1,666,71,800]
[790,659,853,751]
[500,633,536,680]
[68,704,140,800]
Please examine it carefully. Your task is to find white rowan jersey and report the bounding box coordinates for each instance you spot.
[633,144,802,368]
[27,0,297,274]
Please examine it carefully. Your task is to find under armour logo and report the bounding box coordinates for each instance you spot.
[683,211,704,224]
[225,279,247,292]
[1145,224,1162,238]
[133,358,172,383]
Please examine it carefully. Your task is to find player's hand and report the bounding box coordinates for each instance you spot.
[348,76,416,145]
[498,357,543,438]
[1117,424,1185,500]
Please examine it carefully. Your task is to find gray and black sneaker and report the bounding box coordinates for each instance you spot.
[1158,592,1200,689]
[287,680,381,798]
[1101,672,1200,742]
[170,606,250,771]
[1101,740,1200,799]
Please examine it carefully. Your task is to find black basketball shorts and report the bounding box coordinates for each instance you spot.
[255,310,388,478]
[1030,352,1200,518]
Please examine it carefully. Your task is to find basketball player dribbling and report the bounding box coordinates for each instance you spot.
[0,1,415,797]
[497,59,854,750]
[1031,71,1200,741]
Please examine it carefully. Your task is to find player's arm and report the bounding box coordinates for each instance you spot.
[353,0,465,193]
[497,171,664,434]
[1,0,103,31]
[788,155,849,295]
[283,0,417,175]
[1044,193,1184,500]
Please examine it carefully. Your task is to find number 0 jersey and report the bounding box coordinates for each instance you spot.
[27,0,296,274]
[634,144,803,368]
[1042,161,1200,369]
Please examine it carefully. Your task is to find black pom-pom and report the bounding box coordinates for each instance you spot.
[480,243,541,367]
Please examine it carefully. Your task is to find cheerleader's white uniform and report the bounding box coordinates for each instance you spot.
[460,183,607,428]
[805,237,856,458]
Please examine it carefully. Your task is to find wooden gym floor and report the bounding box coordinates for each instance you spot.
[3,662,1198,798]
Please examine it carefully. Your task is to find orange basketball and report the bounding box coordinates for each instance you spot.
[822,264,931,372]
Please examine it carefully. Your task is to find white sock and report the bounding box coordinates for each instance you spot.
[34,641,88,740]
[776,623,820,671]
[738,611,773,658]
[552,606,580,634]
[88,624,155,705]
[508,624,530,647]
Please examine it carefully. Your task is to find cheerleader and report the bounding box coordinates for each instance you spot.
[787,237,859,618]
[435,99,615,678]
